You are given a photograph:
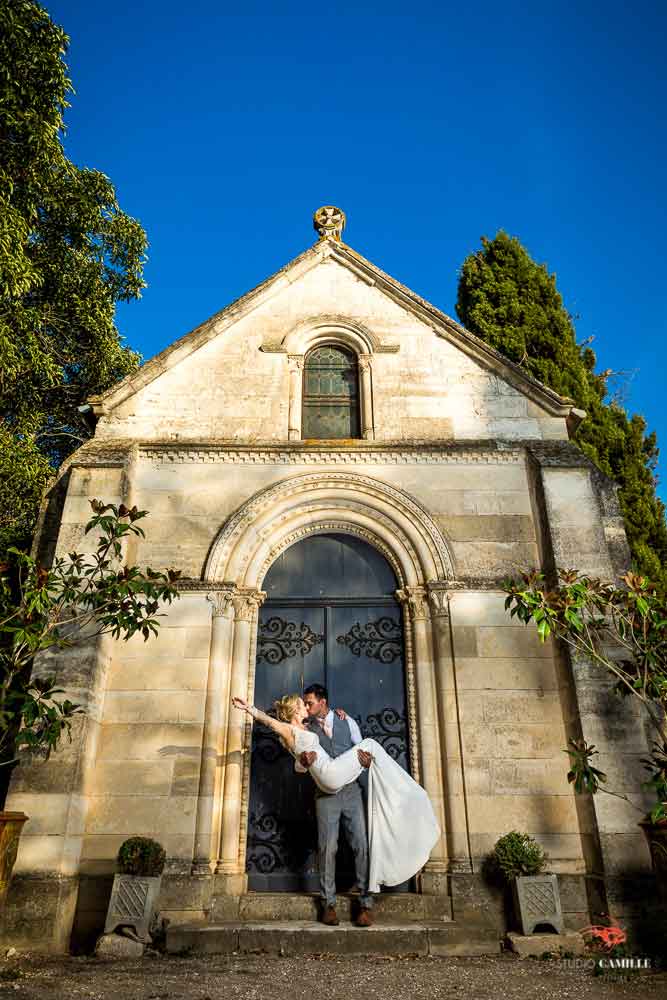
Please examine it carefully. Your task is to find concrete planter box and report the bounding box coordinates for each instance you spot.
[104,874,162,942]
[512,874,563,935]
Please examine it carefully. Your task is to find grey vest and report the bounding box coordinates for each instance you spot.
[311,714,354,759]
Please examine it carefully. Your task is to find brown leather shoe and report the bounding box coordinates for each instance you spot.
[321,905,339,926]
[355,907,373,927]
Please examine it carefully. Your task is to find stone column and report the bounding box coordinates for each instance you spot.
[215,588,265,894]
[287,355,304,441]
[397,586,448,889]
[358,354,374,440]
[427,583,472,873]
[191,589,236,876]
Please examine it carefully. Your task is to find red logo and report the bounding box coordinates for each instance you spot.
[579,923,627,951]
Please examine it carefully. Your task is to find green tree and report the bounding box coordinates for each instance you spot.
[0,502,180,767]
[503,567,667,823]
[456,231,667,591]
[0,1,146,548]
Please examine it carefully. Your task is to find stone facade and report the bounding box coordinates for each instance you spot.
[1,210,656,952]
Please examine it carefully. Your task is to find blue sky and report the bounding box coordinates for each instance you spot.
[50,1,666,491]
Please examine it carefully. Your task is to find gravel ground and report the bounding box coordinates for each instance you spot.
[0,952,665,1000]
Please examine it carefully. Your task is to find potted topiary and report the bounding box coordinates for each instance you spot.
[489,830,563,936]
[103,837,167,942]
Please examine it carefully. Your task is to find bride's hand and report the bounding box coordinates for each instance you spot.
[232,696,249,711]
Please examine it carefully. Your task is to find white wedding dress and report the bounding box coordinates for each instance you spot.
[289,726,441,892]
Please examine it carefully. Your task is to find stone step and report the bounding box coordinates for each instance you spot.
[166,921,501,958]
[210,892,453,924]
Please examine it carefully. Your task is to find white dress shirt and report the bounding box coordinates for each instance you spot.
[294,709,362,772]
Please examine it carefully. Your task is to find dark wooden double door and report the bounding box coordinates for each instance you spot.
[246,533,410,891]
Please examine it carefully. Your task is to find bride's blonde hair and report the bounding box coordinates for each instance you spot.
[274,693,301,723]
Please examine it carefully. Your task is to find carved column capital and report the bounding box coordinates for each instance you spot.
[232,589,266,622]
[358,353,373,374]
[287,354,304,372]
[427,583,450,620]
[396,586,430,621]
[207,588,236,619]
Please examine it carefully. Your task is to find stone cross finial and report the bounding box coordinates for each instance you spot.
[313,205,346,241]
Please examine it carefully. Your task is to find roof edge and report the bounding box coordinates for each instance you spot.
[90,235,576,420]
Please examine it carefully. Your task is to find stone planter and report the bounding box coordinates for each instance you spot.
[0,812,28,913]
[639,819,667,890]
[104,874,162,942]
[512,874,563,935]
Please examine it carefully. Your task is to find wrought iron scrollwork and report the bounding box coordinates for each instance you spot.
[336,617,402,663]
[356,707,408,765]
[246,812,290,873]
[251,729,285,765]
[256,616,324,664]
[246,808,317,875]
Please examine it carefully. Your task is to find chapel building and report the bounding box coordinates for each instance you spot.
[3,207,650,951]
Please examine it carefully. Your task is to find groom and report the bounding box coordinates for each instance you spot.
[296,683,374,927]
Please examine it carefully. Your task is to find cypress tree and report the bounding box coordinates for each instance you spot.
[456,231,667,590]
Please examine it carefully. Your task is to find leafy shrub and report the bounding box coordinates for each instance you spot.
[117,837,166,877]
[489,830,548,881]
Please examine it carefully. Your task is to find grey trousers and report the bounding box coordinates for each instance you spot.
[315,781,373,909]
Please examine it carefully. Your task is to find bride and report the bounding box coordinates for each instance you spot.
[232,693,440,892]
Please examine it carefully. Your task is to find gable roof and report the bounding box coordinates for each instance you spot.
[89,235,578,420]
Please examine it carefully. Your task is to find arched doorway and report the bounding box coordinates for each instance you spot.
[246,532,409,891]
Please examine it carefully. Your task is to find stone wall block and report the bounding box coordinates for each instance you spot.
[475,627,554,660]
[86,794,197,837]
[102,691,206,725]
[455,657,558,690]
[450,541,539,578]
[97,723,204,761]
[107,657,208,691]
[438,515,536,542]
[92,761,174,796]
[467,793,578,834]
[494,724,566,759]
[483,691,562,725]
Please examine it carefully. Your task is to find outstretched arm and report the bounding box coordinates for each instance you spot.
[231,696,296,752]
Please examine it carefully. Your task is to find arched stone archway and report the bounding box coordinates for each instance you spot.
[193,473,467,894]
[204,471,455,586]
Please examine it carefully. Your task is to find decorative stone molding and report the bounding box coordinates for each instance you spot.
[401,609,421,784]
[358,353,374,440]
[238,598,261,871]
[427,584,450,620]
[178,576,508,593]
[258,521,404,590]
[206,589,236,619]
[205,471,455,585]
[253,498,421,578]
[261,313,400,356]
[231,590,266,622]
[313,205,346,241]
[139,445,523,466]
[396,586,431,622]
[286,355,305,441]
[206,587,265,620]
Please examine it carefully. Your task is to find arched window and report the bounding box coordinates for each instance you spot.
[302,345,360,439]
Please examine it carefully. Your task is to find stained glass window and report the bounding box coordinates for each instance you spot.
[302,345,361,439]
